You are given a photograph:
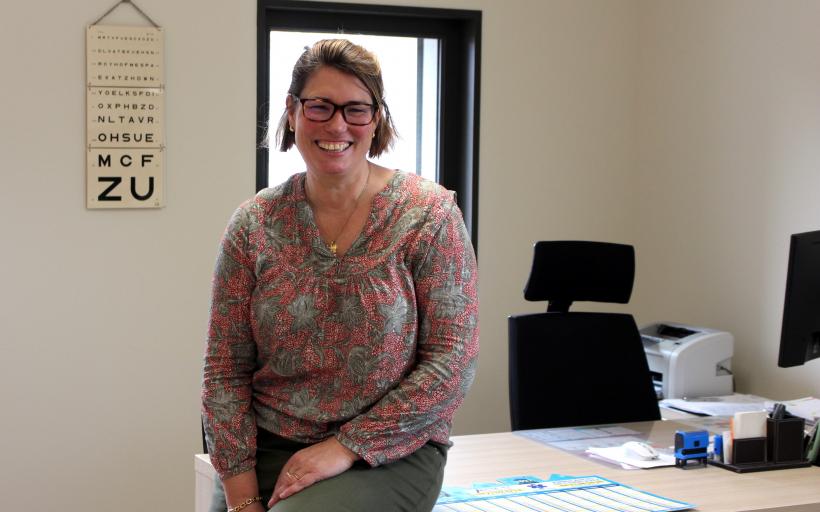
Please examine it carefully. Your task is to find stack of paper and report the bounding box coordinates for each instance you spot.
[659,394,768,416]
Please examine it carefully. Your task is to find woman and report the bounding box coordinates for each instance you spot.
[202,39,478,512]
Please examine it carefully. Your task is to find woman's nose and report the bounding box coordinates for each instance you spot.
[325,108,347,131]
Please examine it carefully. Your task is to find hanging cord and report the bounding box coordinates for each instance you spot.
[92,0,159,27]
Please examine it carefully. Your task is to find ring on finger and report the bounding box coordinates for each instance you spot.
[286,470,302,481]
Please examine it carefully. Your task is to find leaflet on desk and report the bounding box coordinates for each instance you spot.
[436,474,694,511]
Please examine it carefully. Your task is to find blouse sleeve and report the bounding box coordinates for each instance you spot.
[336,196,479,466]
[201,203,259,479]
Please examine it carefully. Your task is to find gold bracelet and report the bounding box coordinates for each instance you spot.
[227,496,263,512]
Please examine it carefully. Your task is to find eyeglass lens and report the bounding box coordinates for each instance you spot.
[301,98,374,125]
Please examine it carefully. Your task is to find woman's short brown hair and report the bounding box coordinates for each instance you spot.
[274,39,397,158]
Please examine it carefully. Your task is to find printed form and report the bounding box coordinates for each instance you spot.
[434,475,694,512]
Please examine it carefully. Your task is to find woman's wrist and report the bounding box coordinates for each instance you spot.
[222,469,262,512]
[332,435,361,463]
[227,495,263,512]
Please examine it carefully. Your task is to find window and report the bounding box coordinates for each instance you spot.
[257,1,481,248]
[267,31,439,185]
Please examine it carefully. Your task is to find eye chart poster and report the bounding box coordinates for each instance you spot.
[86,25,164,208]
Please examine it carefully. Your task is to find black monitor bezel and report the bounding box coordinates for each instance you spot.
[778,229,820,367]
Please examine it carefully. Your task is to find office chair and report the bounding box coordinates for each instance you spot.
[508,241,660,430]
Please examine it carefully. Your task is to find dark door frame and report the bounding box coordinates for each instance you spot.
[257,0,481,249]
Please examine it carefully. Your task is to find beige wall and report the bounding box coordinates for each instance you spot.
[633,0,820,400]
[1,1,257,510]
[456,0,640,435]
[1,0,818,511]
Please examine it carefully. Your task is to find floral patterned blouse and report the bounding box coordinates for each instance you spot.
[202,171,479,479]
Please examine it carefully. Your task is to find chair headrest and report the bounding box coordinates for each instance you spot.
[523,241,635,311]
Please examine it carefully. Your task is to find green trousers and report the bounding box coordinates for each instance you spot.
[209,429,448,512]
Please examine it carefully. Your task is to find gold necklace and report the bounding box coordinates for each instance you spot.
[308,165,371,256]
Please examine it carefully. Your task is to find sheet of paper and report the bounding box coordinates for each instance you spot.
[550,435,647,452]
[673,415,732,433]
[517,427,653,469]
[733,410,768,438]
[660,394,768,416]
[516,425,642,444]
[586,446,677,469]
[764,397,820,425]
[435,475,694,511]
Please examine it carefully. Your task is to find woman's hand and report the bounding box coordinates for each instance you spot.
[267,437,360,507]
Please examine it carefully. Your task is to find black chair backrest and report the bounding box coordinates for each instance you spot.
[509,241,660,430]
[509,312,660,430]
[524,241,635,312]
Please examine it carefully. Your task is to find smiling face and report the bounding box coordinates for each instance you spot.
[287,66,378,178]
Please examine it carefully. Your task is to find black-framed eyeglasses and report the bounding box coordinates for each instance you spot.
[292,95,376,126]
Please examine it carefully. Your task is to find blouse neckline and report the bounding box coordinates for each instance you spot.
[293,170,404,260]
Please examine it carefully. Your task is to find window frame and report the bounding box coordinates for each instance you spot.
[257,0,482,249]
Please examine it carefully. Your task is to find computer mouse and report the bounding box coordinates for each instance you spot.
[622,441,659,460]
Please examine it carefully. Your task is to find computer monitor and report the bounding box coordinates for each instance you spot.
[778,229,820,367]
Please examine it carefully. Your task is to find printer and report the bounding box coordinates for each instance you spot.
[640,322,734,400]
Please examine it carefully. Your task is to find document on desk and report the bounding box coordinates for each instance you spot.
[517,426,641,444]
[435,474,694,511]
[516,426,648,456]
[764,397,820,426]
[673,415,732,434]
[659,393,768,416]
[586,446,677,469]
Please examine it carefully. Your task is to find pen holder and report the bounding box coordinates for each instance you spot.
[710,417,812,472]
[732,437,766,465]
[767,417,805,463]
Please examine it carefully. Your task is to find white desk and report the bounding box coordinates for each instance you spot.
[195,419,820,512]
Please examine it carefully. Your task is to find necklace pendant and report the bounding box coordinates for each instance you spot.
[329,240,338,255]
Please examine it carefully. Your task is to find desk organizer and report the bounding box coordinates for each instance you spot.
[709,417,812,473]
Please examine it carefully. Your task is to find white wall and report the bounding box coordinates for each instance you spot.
[0,1,256,510]
[2,1,819,511]
[633,0,820,400]
[455,0,640,436]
